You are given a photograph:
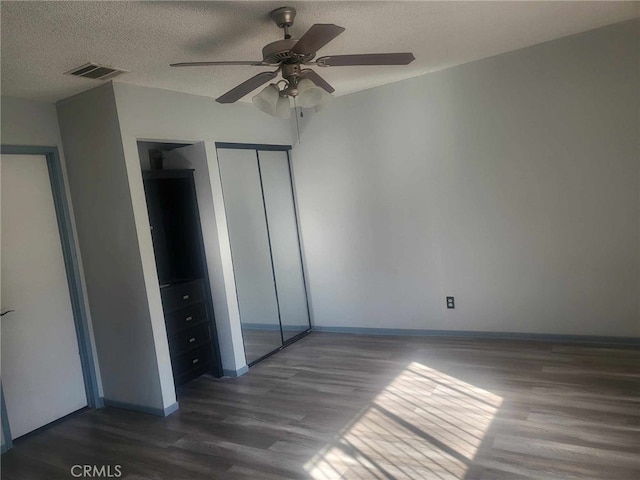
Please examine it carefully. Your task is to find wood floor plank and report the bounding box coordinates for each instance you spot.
[1,333,638,479]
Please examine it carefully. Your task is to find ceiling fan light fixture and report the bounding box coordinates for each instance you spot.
[252,83,281,116]
[252,84,291,118]
[296,78,325,108]
[275,95,292,118]
[314,92,332,113]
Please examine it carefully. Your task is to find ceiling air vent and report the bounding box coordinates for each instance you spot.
[65,63,129,81]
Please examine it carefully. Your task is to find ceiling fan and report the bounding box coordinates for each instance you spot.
[170,6,415,116]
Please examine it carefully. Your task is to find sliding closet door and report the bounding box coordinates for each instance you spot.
[258,151,310,342]
[217,148,282,364]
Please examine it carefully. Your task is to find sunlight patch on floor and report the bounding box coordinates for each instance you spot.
[305,362,503,479]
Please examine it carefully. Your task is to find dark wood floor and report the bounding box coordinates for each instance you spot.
[2,333,639,479]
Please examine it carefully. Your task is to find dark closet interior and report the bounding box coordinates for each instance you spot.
[142,168,222,386]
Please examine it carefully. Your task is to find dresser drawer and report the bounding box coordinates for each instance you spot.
[165,303,207,335]
[172,345,212,377]
[161,280,204,312]
[169,323,211,357]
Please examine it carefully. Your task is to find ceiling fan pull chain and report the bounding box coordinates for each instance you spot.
[294,97,301,143]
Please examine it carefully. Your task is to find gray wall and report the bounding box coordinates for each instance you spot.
[0,96,103,395]
[56,84,174,410]
[112,83,292,373]
[292,21,639,337]
[2,96,65,147]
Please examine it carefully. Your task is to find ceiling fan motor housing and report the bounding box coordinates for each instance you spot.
[262,39,315,64]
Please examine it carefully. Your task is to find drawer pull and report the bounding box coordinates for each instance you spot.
[185,316,193,322]
[182,294,190,300]
[192,358,199,364]
[189,337,196,343]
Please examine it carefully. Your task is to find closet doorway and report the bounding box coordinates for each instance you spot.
[217,144,311,365]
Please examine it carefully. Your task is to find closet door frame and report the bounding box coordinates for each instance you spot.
[215,143,312,366]
[0,145,101,452]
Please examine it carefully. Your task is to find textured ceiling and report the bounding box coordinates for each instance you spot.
[1,1,638,103]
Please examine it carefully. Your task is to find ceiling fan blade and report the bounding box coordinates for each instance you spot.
[316,53,415,66]
[292,24,345,55]
[216,71,278,104]
[301,69,335,93]
[171,61,267,67]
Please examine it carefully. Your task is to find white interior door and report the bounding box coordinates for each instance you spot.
[1,154,86,439]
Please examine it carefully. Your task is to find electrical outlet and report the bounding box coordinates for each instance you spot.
[446,296,455,309]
